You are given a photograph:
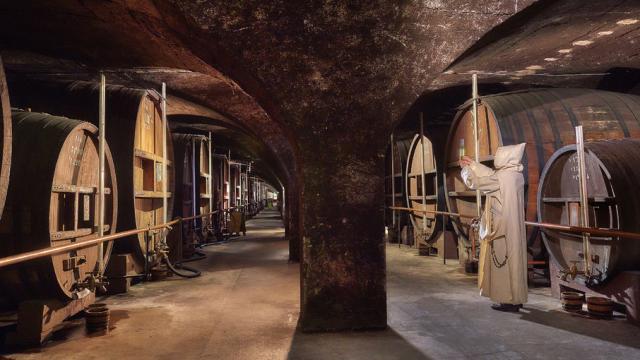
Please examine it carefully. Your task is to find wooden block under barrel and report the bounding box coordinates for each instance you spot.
[7,292,95,346]
[105,254,140,294]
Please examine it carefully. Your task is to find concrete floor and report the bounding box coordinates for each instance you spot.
[4,209,640,359]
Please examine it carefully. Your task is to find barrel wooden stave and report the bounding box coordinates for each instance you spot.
[538,139,640,284]
[444,89,640,256]
[0,57,12,221]
[0,110,117,302]
[384,137,412,234]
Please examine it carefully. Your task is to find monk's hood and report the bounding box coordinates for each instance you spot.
[493,143,525,171]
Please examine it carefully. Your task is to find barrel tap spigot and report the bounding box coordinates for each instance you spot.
[79,271,109,294]
[559,261,581,281]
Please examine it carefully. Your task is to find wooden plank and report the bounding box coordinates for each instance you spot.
[50,228,92,241]
[134,148,173,166]
[135,190,173,199]
[408,195,438,200]
[542,196,614,203]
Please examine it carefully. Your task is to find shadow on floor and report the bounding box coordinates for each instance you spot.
[287,327,431,360]
[519,307,640,349]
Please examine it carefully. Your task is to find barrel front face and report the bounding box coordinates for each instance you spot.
[444,89,640,251]
[405,134,439,242]
[538,140,640,283]
[0,112,117,301]
[445,103,501,245]
[132,96,175,260]
[50,123,117,298]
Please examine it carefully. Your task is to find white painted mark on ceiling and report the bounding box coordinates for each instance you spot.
[572,40,593,46]
[544,58,559,62]
[617,19,639,25]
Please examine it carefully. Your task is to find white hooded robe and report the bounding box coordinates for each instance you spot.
[461,143,528,305]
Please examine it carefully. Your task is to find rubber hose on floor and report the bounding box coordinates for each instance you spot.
[178,250,207,264]
[162,253,202,278]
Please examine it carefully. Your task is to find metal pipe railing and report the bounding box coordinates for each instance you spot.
[389,206,640,240]
[0,209,231,269]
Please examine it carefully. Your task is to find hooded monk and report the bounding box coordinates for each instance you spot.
[460,143,527,312]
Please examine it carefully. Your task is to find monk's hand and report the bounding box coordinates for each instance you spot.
[460,156,473,167]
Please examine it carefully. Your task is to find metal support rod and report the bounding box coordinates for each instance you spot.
[192,138,197,230]
[208,132,213,226]
[228,150,231,208]
[0,211,223,269]
[575,125,591,276]
[419,113,428,234]
[471,74,481,261]
[238,165,244,206]
[471,74,481,218]
[390,132,396,230]
[442,213,446,265]
[97,73,106,275]
[161,83,168,245]
[144,231,150,281]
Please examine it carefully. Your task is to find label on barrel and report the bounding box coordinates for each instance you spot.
[83,194,91,221]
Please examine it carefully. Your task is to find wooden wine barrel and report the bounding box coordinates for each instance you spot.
[538,139,640,285]
[10,81,175,270]
[173,134,212,250]
[404,134,441,245]
[172,134,196,259]
[0,110,117,302]
[384,137,411,234]
[0,57,12,220]
[230,163,240,208]
[196,135,212,236]
[213,154,230,211]
[444,88,640,257]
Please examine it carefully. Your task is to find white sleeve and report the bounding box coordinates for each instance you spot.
[461,161,500,192]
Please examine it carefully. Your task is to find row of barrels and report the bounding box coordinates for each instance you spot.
[0,67,238,306]
[388,87,640,284]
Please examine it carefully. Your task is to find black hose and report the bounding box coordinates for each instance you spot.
[178,250,207,264]
[162,253,201,278]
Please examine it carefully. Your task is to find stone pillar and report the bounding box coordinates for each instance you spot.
[298,130,387,331]
[287,184,301,263]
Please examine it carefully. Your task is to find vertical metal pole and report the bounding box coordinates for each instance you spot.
[390,133,396,230]
[419,113,428,238]
[242,167,245,209]
[576,126,591,276]
[208,132,213,225]
[98,73,106,274]
[192,138,197,230]
[228,150,231,208]
[442,213,446,265]
[471,74,481,261]
[472,74,481,218]
[161,83,168,235]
